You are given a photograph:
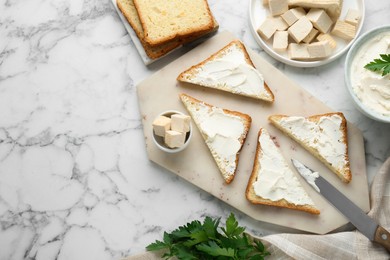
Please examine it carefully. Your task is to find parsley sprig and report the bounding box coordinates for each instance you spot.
[146,213,270,259]
[364,54,390,76]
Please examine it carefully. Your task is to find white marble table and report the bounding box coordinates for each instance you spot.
[0,0,389,259]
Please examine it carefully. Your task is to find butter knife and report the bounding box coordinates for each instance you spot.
[291,158,390,252]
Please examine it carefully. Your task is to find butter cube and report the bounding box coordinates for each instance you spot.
[257,18,278,40]
[317,33,337,49]
[153,116,171,137]
[288,16,313,43]
[303,28,319,43]
[306,9,333,33]
[269,0,288,16]
[331,20,356,40]
[165,130,185,148]
[273,31,288,52]
[171,114,191,133]
[288,43,311,60]
[281,7,306,26]
[307,41,332,59]
[345,9,360,26]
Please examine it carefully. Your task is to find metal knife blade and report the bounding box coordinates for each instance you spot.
[291,158,390,252]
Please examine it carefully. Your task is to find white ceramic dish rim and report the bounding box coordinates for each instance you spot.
[152,110,193,153]
[249,0,365,67]
[344,25,390,123]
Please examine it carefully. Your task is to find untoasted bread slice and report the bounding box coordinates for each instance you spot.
[180,93,251,184]
[177,40,274,102]
[117,0,219,59]
[269,112,351,183]
[134,0,214,47]
[116,0,178,59]
[246,128,320,215]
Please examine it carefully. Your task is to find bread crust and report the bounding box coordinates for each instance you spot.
[269,112,351,183]
[177,40,274,102]
[179,93,251,184]
[245,128,320,215]
[134,0,214,47]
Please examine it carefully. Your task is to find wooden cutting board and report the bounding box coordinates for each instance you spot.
[137,31,369,234]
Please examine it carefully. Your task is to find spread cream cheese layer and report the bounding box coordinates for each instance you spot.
[351,32,390,117]
[253,130,315,206]
[194,45,270,98]
[191,103,245,176]
[278,115,347,172]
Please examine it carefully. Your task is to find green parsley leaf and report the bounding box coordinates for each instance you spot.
[145,240,168,251]
[221,213,246,238]
[146,213,270,259]
[196,240,235,257]
[364,54,390,76]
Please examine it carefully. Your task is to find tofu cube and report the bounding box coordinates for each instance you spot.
[272,16,289,31]
[303,28,319,43]
[165,130,185,148]
[317,33,337,49]
[153,116,171,137]
[273,31,289,52]
[171,114,191,133]
[345,9,361,26]
[288,43,311,60]
[331,20,356,40]
[269,0,288,16]
[288,16,313,43]
[306,9,333,33]
[307,41,332,58]
[281,7,306,26]
[257,18,278,40]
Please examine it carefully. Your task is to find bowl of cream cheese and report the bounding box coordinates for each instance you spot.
[345,25,390,123]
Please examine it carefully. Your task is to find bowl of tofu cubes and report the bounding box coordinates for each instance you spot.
[249,0,364,67]
[152,110,193,153]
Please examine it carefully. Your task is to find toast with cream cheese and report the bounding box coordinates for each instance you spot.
[180,93,251,184]
[177,40,274,102]
[269,112,351,183]
[246,128,320,214]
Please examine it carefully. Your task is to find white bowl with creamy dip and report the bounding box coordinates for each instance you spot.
[345,26,390,123]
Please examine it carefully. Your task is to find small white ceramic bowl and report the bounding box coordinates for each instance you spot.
[152,110,193,153]
[344,25,390,123]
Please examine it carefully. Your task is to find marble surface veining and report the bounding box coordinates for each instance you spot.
[0,0,389,259]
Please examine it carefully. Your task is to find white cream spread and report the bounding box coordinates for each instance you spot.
[190,102,245,177]
[193,45,270,98]
[351,32,390,117]
[252,130,315,206]
[278,115,347,172]
[291,159,320,193]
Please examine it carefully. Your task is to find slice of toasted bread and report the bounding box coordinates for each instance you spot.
[117,0,218,59]
[180,93,251,184]
[269,112,351,183]
[177,40,274,102]
[246,128,320,215]
[133,0,214,47]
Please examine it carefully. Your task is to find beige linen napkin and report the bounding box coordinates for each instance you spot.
[126,157,390,259]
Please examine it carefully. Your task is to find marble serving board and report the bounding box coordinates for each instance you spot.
[137,31,369,234]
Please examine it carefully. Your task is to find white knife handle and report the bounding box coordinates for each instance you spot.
[374,225,390,252]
